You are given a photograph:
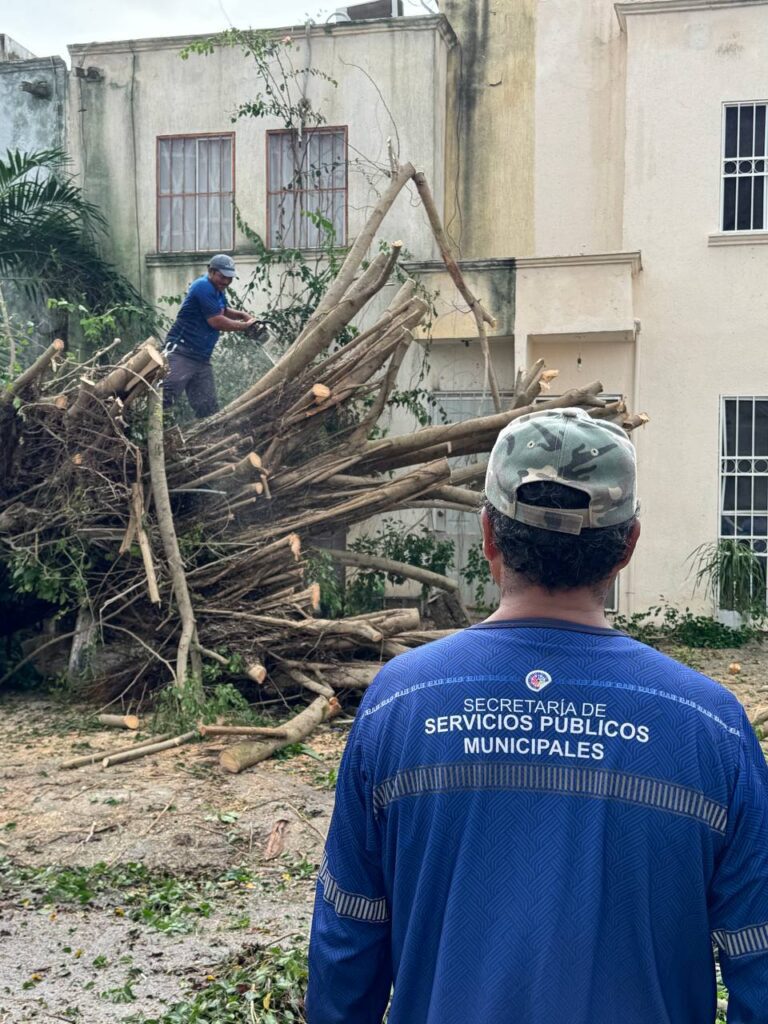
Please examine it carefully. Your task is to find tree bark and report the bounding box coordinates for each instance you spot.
[102,730,197,767]
[146,391,202,691]
[219,696,339,773]
[98,713,141,729]
[412,172,502,412]
[6,338,65,398]
[315,546,459,593]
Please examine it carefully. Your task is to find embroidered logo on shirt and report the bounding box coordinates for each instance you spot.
[525,669,552,692]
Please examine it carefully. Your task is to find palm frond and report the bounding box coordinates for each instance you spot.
[0,148,151,322]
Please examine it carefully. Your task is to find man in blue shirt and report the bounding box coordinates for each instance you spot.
[307,407,768,1023]
[162,254,257,418]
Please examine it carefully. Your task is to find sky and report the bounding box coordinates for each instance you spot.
[3,0,437,65]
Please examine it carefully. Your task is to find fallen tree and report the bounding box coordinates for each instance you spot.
[0,162,648,771]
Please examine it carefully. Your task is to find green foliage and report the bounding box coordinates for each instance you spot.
[611,603,758,649]
[273,742,322,762]
[101,981,138,1004]
[305,551,345,619]
[309,524,459,616]
[46,297,153,355]
[311,766,338,790]
[385,386,449,428]
[460,542,493,609]
[352,522,455,582]
[689,539,767,619]
[0,858,264,936]
[125,943,308,1024]
[0,149,155,328]
[8,538,90,607]
[0,306,34,387]
[152,678,251,733]
[345,522,456,612]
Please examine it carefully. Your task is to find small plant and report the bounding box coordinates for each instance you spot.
[0,857,262,925]
[611,603,758,649]
[101,981,138,1004]
[689,539,767,620]
[347,521,456,613]
[305,551,344,619]
[312,766,338,790]
[151,679,253,733]
[460,541,493,609]
[124,943,308,1024]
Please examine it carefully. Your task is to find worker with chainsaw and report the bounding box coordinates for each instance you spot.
[307,407,768,1024]
[162,253,259,419]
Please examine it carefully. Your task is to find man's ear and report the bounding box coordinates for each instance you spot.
[481,507,503,586]
[616,518,641,572]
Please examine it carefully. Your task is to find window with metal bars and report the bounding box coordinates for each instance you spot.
[157,134,234,253]
[267,127,347,249]
[722,103,767,231]
[720,398,768,588]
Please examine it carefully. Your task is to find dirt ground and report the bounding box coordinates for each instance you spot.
[0,696,348,1023]
[1,640,767,1023]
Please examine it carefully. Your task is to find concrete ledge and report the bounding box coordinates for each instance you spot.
[616,0,768,32]
[146,249,271,268]
[403,257,516,275]
[0,56,66,75]
[69,14,456,58]
[529,328,637,345]
[708,231,768,247]
[516,251,642,274]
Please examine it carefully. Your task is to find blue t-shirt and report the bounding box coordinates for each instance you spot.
[308,619,768,1024]
[165,275,227,362]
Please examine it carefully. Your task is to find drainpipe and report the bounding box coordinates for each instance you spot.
[624,316,641,615]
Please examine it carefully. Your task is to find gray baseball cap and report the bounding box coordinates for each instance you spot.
[485,407,637,536]
[209,253,236,278]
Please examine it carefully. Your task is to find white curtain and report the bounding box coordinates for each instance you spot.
[157,135,234,252]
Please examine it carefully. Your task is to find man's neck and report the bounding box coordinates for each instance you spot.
[484,585,612,630]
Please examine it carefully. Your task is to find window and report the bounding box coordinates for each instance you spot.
[720,398,768,584]
[267,127,347,248]
[157,134,234,253]
[722,103,767,231]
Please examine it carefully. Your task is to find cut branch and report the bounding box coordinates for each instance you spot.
[219,696,340,773]
[315,546,460,592]
[146,390,202,690]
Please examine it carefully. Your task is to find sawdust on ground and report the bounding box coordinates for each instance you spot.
[0,639,766,1022]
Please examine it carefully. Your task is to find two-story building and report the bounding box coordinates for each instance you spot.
[5,0,768,616]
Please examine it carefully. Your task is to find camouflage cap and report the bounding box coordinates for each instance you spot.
[485,407,637,535]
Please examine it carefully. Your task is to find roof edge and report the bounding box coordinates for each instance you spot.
[616,0,768,32]
[68,13,456,58]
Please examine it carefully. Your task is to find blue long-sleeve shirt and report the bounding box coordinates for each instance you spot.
[307,619,768,1023]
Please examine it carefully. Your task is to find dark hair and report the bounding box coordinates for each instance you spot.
[484,481,636,592]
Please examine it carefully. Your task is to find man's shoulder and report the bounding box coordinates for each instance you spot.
[613,633,749,728]
[188,275,214,297]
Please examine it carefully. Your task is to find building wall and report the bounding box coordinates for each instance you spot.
[0,56,67,164]
[0,55,68,348]
[506,0,768,614]
[0,35,36,62]
[532,0,626,256]
[620,0,768,611]
[67,17,455,314]
[442,0,536,259]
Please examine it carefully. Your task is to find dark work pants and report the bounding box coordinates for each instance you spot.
[162,350,218,418]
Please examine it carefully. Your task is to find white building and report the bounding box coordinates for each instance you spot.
[13,0,768,614]
[486,0,768,614]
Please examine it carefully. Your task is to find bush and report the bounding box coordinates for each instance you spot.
[611,604,758,649]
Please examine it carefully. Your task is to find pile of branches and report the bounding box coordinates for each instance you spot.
[0,163,648,772]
